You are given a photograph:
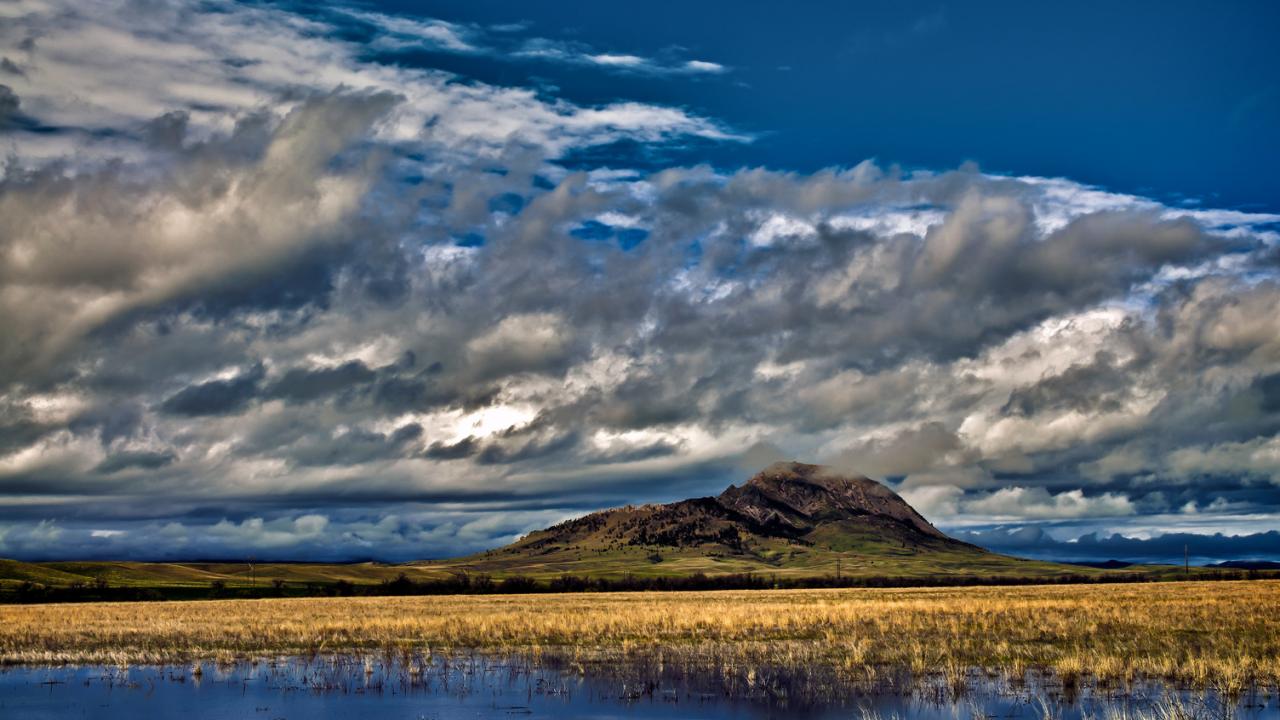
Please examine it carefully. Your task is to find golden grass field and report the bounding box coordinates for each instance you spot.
[2,580,1277,693]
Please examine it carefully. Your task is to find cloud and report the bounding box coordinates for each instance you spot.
[1,0,1279,564]
[0,0,738,167]
[957,526,1280,564]
[425,436,479,460]
[341,9,477,53]
[266,361,379,405]
[0,510,573,562]
[829,422,970,478]
[465,313,576,380]
[339,7,731,77]
[0,84,19,126]
[963,486,1136,520]
[683,60,727,74]
[0,90,400,380]
[588,53,647,67]
[1168,437,1280,485]
[95,450,177,475]
[898,484,963,519]
[161,364,266,417]
[511,41,730,76]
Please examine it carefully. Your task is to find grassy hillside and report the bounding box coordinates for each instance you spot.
[425,516,1097,581]
[0,560,451,589]
[0,550,1215,596]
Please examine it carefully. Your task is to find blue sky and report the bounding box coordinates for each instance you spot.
[0,0,1278,564]
[343,0,1280,211]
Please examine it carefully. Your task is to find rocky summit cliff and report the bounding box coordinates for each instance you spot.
[445,462,1021,578]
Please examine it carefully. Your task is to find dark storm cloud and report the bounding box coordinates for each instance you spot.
[0,416,54,456]
[68,402,146,446]
[249,352,479,414]
[266,361,377,404]
[475,430,581,466]
[288,423,422,467]
[95,450,177,474]
[1001,351,1136,417]
[160,364,265,416]
[424,436,479,460]
[1252,373,1280,414]
[0,84,19,126]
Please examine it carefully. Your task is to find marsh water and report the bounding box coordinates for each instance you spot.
[2,656,1277,720]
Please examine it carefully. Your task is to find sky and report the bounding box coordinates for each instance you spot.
[1,0,1278,565]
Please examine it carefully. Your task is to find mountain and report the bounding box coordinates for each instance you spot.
[0,463,1203,594]
[509,461,953,553]
[427,461,1096,579]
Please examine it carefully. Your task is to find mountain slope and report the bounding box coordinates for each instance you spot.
[427,462,1087,579]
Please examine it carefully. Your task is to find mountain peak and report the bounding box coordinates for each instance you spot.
[721,461,947,539]
[486,461,963,572]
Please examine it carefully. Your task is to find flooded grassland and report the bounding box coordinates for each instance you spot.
[2,580,1278,718]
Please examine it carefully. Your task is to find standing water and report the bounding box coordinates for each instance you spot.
[1,656,1276,719]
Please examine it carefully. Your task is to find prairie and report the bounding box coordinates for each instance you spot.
[3,580,1277,694]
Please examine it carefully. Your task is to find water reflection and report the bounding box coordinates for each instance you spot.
[1,656,1275,719]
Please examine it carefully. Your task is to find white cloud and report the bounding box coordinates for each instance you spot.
[0,0,738,166]
[331,10,733,79]
[342,9,477,52]
[1168,437,1280,485]
[748,212,817,247]
[588,53,647,67]
[684,60,727,74]
[964,486,1136,520]
[899,484,963,520]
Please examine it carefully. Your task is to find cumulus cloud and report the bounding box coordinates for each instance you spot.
[465,313,576,380]
[1,0,1278,563]
[0,91,399,379]
[1168,437,1280,485]
[963,486,1136,520]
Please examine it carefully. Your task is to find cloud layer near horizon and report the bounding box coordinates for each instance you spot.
[2,0,1279,563]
